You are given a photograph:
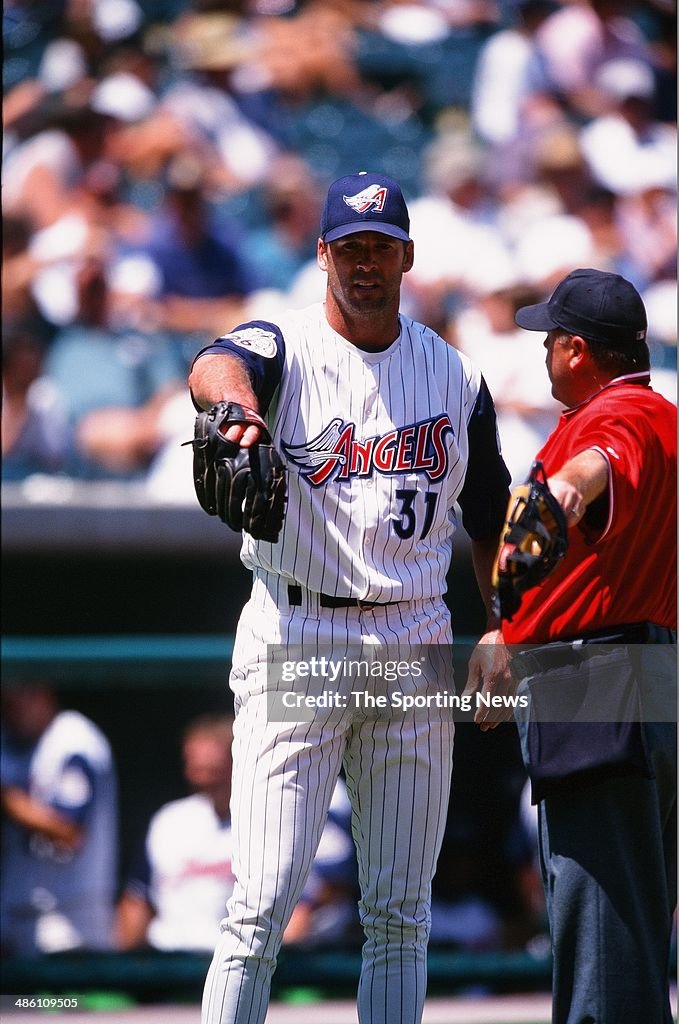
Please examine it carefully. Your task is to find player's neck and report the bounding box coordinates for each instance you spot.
[324,301,401,353]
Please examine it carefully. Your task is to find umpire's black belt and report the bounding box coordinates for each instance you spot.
[511,621,676,679]
[288,584,400,611]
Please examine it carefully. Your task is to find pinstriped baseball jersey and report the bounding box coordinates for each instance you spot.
[195,302,509,603]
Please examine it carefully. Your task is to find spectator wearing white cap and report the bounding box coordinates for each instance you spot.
[90,71,157,124]
[615,177,677,292]
[642,277,678,406]
[529,0,652,120]
[450,281,561,484]
[471,0,556,148]
[2,99,110,232]
[579,58,677,197]
[41,257,185,478]
[157,11,280,193]
[404,131,514,332]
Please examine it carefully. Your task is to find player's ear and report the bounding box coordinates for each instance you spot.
[317,238,329,271]
[402,240,414,273]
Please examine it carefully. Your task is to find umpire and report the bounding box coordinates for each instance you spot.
[470,269,677,1023]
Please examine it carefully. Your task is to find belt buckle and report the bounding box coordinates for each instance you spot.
[356,598,378,611]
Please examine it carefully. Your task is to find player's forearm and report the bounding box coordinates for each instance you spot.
[471,536,502,630]
[188,354,259,412]
[547,448,609,523]
[1,786,83,848]
[114,892,154,950]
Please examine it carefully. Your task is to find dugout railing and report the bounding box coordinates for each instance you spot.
[2,947,554,1003]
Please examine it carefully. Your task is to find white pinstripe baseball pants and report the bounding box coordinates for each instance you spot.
[202,572,455,1024]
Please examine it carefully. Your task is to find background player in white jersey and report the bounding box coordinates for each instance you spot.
[115,712,357,954]
[0,681,118,957]
[116,714,236,953]
[188,171,511,1024]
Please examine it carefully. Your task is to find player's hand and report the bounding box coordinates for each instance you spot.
[219,420,263,448]
[216,403,267,448]
[463,629,515,731]
[189,402,287,541]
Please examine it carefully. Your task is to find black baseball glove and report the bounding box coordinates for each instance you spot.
[190,402,287,542]
[491,461,568,622]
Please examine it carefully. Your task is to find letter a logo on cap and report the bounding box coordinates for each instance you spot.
[343,185,388,215]
[320,172,410,242]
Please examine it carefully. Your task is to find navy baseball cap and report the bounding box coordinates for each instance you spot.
[320,172,411,243]
[515,268,647,349]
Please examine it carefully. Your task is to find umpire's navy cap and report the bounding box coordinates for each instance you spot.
[320,172,411,243]
[515,268,647,349]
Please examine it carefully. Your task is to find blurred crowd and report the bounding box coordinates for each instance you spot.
[2,0,676,492]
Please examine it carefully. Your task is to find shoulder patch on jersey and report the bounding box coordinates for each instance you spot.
[57,765,92,807]
[218,328,277,359]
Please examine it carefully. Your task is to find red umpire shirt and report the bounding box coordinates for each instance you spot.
[503,373,677,644]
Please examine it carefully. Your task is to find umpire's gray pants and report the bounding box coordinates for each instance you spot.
[519,645,677,1024]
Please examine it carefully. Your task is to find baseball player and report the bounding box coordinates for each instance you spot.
[188,172,511,1024]
[116,715,236,953]
[1,682,118,957]
[467,269,677,1023]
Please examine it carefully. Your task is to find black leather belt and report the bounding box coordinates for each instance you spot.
[287,584,400,611]
[511,621,676,679]
[561,622,676,645]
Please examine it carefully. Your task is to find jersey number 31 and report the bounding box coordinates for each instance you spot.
[393,489,438,540]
